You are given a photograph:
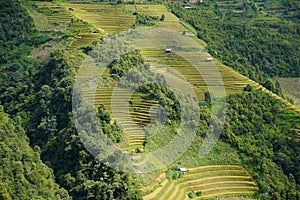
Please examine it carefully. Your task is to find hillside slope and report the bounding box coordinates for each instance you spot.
[0,1,299,200]
[0,105,70,199]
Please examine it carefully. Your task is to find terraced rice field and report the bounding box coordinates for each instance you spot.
[140,48,258,99]
[81,87,158,146]
[215,0,245,13]
[36,2,98,43]
[143,165,258,200]
[32,3,300,200]
[61,3,135,34]
[36,2,73,24]
[124,4,186,31]
[73,4,261,148]
[44,3,300,199]
[68,32,100,50]
[68,19,102,51]
[34,2,103,68]
[78,60,160,146]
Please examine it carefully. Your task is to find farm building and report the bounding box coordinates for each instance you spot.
[184,6,193,9]
[206,57,213,62]
[165,48,172,53]
[178,167,188,172]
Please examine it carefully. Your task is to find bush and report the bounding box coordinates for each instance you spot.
[196,191,202,196]
[63,28,80,38]
[134,13,160,26]
[188,191,195,198]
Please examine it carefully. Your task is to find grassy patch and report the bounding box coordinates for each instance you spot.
[276,77,300,105]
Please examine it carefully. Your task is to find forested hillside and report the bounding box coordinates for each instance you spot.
[0,0,34,64]
[0,1,142,199]
[223,87,300,199]
[0,106,69,199]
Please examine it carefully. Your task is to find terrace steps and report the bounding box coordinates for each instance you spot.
[35,2,74,26]
[81,87,160,146]
[61,3,135,34]
[296,126,300,141]
[143,165,258,200]
[56,4,298,200]
[141,47,258,99]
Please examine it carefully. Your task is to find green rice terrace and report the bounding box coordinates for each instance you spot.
[61,3,135,34]
[143,165,258,200]
[69,3,263,199]
[30,1,299,199]
[34,1,104,67]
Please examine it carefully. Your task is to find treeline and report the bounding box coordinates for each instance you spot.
[97,104,123,143]
[167,2,300,85]
[134,13,161,26]
[0,1,143,199]
[0,106,69,200]
[223,86,300,199]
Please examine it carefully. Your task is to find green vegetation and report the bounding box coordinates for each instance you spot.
[86,48,182,147]
[188,190,195,198]
[144,165,258,200]
[0,0,34,64]
[61,3,135,34]
[97,104,123,143]
[0,1,142,199]
[0,106,69,200]
[166,166,184,180]
[109,50,144,80]
[214,0,300,19]
[276,77,300,105]
[195,191,202,197]
[1,1,299,200]
[167,1,300,91]
[223,87,300,199]
[134,12,160,26]
[124,4,187,31]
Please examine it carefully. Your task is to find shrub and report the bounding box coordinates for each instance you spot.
[134,13,160,26]
[188,191,194,199]
[196,191,202,196]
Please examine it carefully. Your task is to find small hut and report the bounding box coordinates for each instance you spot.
[206,57,213,62]
[178,167,188,173]
[184,6,193,9]
[165,48,172,53]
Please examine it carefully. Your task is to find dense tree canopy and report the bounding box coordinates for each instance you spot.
[0,105,70,200]
[223,87,300,199]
